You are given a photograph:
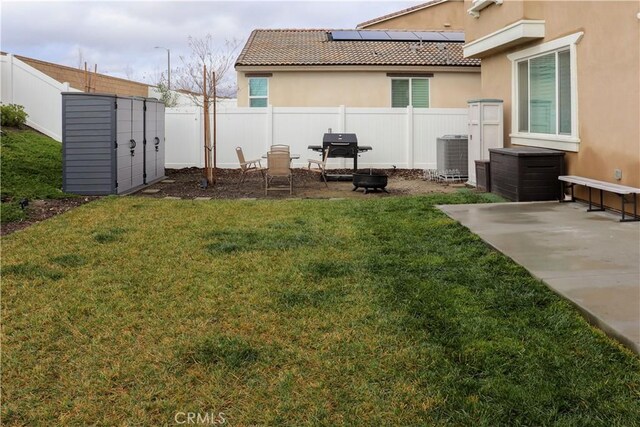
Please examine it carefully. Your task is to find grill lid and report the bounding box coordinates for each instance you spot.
[323,133,358,145]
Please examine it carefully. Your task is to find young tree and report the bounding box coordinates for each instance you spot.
[174,35,242,185]
[174,35,241,106]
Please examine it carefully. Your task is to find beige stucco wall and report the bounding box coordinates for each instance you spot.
[464,1,640,210]
[463,0,525,42]
[236,68,480,108]
[360,0,466,31]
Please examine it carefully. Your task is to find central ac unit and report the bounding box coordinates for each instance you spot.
[437,135,469,177]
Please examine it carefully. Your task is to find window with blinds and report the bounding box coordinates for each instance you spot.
[391,78,430,108]
[249,77,268,108]
[516,49,571,136]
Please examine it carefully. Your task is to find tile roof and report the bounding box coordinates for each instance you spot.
[235,30,480,68]
[357,0,449,29]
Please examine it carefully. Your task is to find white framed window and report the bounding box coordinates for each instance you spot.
[508,32,583,152]
[391,78,430,108]
[248,77,268,107]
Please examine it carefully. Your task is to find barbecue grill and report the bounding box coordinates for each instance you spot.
[308,133,372,178]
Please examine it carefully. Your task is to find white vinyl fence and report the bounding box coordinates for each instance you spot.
[0,54,81,141]
[165,105,468,170]
[0,55,468,170]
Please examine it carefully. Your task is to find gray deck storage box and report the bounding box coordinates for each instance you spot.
[62,93,165,195]
[489,147,565,201]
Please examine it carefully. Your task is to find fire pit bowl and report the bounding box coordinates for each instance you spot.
[352,170,388,194]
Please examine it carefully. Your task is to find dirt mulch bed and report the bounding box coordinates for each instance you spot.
[1,168,466,236]
[1,197,98,236]
[134,168,464,200]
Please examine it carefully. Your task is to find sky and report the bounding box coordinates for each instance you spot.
[1,0,423,86]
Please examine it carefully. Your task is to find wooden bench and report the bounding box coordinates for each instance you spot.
[559,175,640,222]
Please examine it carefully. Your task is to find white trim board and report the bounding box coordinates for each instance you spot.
[507,32,584,61]
[463,20,545,58]
[510,134,580,152]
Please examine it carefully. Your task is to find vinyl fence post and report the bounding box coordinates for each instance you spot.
[197,107,204,168]
[339,105,346,133]
[407,105,414,169]
[266,104,273,149]
[7,54,14,103]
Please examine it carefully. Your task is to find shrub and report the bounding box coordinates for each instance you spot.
[1,104,28,128]
[0,202,24,223]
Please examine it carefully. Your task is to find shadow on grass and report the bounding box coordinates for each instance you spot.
[204,223,314,254]
[2,263,64,281]
[50,254,88,268]
[93,227,127,243]
[184,335,259,369]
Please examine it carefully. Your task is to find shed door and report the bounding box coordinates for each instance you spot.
[480,103,503,158]
[116,98,133,193]
[144,101,158,183]
[131,99,145,189]
[467,102,481,185]
[116,98,145,194]
[156,103,165,179]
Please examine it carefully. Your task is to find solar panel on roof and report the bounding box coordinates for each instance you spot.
[329,30,466,43]
[386,31,419,41]
[442,32,465,42]
[330,31,362,41]
[359,31,391,40]
[413,31,448,42]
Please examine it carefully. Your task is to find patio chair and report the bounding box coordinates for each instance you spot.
[265,151,293,195]
[236,147,265,185]
[307,147,330,188]
[270,144,290,153]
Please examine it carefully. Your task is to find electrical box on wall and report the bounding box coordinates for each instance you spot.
[614,169,623,180]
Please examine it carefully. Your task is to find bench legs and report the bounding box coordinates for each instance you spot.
[620,194,639,222]
[587,187,605,212]
[559,182,575,203]
[559,182,639,222]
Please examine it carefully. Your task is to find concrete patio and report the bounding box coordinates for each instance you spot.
[439,201,640,354]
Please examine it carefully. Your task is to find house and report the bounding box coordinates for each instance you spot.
[235,0,481,108]
[357,0,465,31]
[235,29,480,108]
[462,1,639,212]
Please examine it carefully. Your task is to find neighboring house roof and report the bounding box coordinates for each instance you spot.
[357,0,450,29]
[235,29,480,67]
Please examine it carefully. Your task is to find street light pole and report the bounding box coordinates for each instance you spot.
[154,46,170,90]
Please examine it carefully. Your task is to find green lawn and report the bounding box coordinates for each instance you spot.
[0,128,68,223]
[2,194,639,425]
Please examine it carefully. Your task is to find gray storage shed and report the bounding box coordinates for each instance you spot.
[62,93,165,195]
